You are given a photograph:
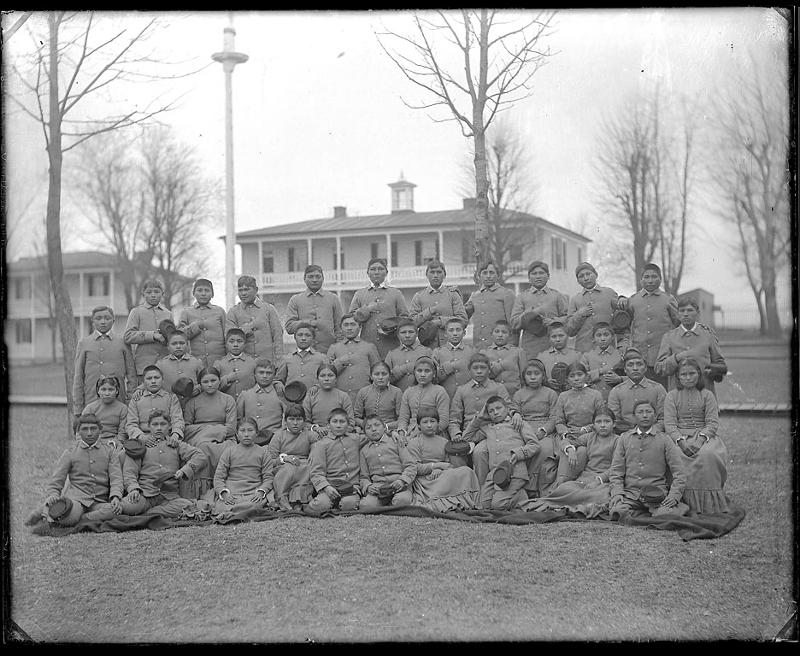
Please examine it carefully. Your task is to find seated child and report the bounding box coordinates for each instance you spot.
[359,414,415,509]
[483,320,528,397]
[305,407,363,513]
[580,322,624,401]
[213,328,258,401]
[462,396,540,511]
[303,363,355,435]
[120,410,207,518]
[523,406,619,517]
[353,361,403,432]
[608,400,688,518]
[155,329,204,395]
[608,347,667,435]
[395,356,450,443]
[267,404,320,511]
[385,318,433,391]
[212,417,275,519]
[536,321,581,392]
[80,374,128,451]
[35,414,123,527]
[125,365,184,443]
[405,406,480,512]
[236,358,286,442]
[431,318,476,398]
[327,314,381,402]
[276,322,329,388]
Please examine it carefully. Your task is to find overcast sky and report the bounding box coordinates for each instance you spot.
[3,8,791,312]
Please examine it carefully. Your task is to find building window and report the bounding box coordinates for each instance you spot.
[577,247,583,264]
[15,319,32,344]
[562,241,567,270]
[14,277,31,300]
[461,237,476,263]
[414,240,423,267]
[551,236,567,271]
[86,273,110,297]
[391,241,398,267]
[288,247,296,272]
[371,243,379,260]
[262,247,274,274]
[509,244,523,261]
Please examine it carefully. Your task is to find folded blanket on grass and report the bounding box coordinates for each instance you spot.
[26,503,745,541]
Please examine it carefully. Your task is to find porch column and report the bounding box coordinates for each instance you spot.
[385,233,392,267]
[438,230,444,264]
[258,241,264,280]
[306,237,313,268]
[335,235,342,287]
[79,272,85,333]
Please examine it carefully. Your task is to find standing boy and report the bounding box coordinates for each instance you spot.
[276,322,329,388]
[384,318,433,391]
[327,314,381,402]
[483,320,528,397]
[213,328,258,401]
[465,261,517,351]
[236,358,286,440]
[178,278,227,368]
[285,265,343,354]
[432,318,476,399]
[408,260,468,349]
[566,262,626,354]
[226,275,284,367]
[124,278,173,383]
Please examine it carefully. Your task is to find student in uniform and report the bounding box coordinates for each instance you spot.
[37,414,123,526]
[395,356,450,442]
[408,260,468,349]
[620,263,679,388]
[155,330,204,395]
[580,322,624,402]
[120,410,207,518]
[213,328,258,402]
[384,318,433,392]
[353,361,403,433]
[73,305,136,427]
[267,404,319,511]
[276,322,329,388]
[226,275,284,367]
[305,407,363,513]
[302,363,355,434]
[465,261,517,351]
[125,365,184,444]
[510,261,569,362]
[178,278,227,369]
[608,400,688,518]
[80,375,128,463]
[212,416,275,518]
[535,321,581,392]
[123,279,173,384]
[431,318,476,399]
[358,414,415,509]
[236,358,286,442]
[655,296,727,396]
[483,319,528,397]
[327,313,381,403]
[608,348,668,435]
[348,258,409,359]
[285,265,343,354]
[566,262,626,354]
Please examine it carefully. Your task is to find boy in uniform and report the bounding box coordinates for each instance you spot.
[226,275,284,367]
[213,328,257,401]
[608,348,667,435]
[536,321,581,391]
[580,322,625,401]
[566,262,627,354]
[178,278,227,368]
[384,318,433,391]
[483,319,528,397]
[327,313,381,402]
[125,364,185,444]
[408,260,468,349]
[285,265,343,354]
[359,414,415,509]
[276,322,329,388]
[236,358,286,441]
[432,318,476,399]
[123,279,173,384]
[155,330,204,394]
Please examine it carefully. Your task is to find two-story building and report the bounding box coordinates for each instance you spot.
[234,176,591,317]
[6,251,192,363]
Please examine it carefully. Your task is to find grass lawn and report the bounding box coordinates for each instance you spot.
[7,398,795,643]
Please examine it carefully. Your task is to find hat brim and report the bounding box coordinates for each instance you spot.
[444,441,471,456]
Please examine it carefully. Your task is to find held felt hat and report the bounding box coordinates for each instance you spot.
[255,427,274,446]
[333,484,355,497]
[520,310,547,337]
[283,380,308,404]
[444,440,472,457]
[158,318,178,341]
[171,377,195,399]
[377,483,396,500]
[122,439,147,459]
[492,460,513,489]
[417,320,440,347]
[47,497,74,522]
[550,361,570,391]
[377,316,400,336]
[638,484,666,506]
[611,309,632,332]
[705,363,727,383]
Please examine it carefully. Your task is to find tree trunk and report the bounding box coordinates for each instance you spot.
[762,272,781,336]
[46,13,77,437]
[471,10,491,283]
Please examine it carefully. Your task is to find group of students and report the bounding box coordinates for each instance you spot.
[37,257,731,528]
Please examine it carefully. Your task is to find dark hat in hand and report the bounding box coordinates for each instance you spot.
[377,483,396,500]
[122,439,147,459]
[705,363,727,383]
[377,316,400,336]
[611,309,632,332]
[333,483,355,497]
[47,497,74,522]
[520,310,547,337]
[417,320,439,347]
[638,484,666,506]
[492,460,513,489]
[444,440,472,456]
[255,427,274,446]
[151,469,176,487]
[171,377,195,399]
[550,361,570,390]
[283,380,307,404]
[158,318,177,341]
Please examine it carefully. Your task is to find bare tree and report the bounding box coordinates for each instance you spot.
[710,48,789,336]
[377,9,555,274]
[6,12,198,428]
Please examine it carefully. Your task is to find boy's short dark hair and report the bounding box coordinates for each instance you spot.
[425,260,446,274]
[445,317,465,329]
[677,296,699,310]
[141,278,164,292]
[469,352,491,368]
[547,321,566,333]
[592,322,613,336]
[528,260,549,275]
[641,263,662,277]
[339,313,357,327]
[167,330,187,343]
[479,260,499,274]
[78,413,100,427]
[415,405,440,421]
[493,319,510,329]
[363,413,383,425]
[91,305,115,317]
[254,358,275,371]
[632,400,655,414]
[485,395,507,407]
[226,328,246,341]
[304,264,323,276]
[148,409,170,424]
[397,317,417,330]
[192,278,214,293]
[593,406,616,422]
[328,407,349,422]
[294,322,316,335]
[237,416,258,431]
[283,403,306,420]
[366,257,388,271]
[237,275,257,288]
[143,364,162,376]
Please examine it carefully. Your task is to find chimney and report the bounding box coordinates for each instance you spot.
[333,206,347,218]
[463,197,476,209]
